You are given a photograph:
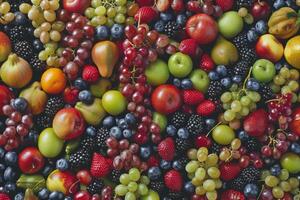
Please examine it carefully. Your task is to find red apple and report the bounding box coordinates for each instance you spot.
[18,147,45,174]
[0,32,11,62]
[76,170,92,185]
[47,170,79,195]
[63,0,91,14]
[151,84,182,114]
[52,108,86,140]
[290,107,300,136]
[195,135,212,148]
[171,0,184,13]
[74,191,91,200]
[185,14,218,44]
[0,85,14,115]
[243,109,268,137]
[251,1,271,20]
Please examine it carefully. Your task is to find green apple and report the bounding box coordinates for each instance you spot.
[145,59,170,86]
[218,11,243,38]
[38,128,64,158]
[212,125,235,145]
[252,59,276,83]
[168,52,193,78]
[102,90,127,115]
[90,78,112,98]
[152,112,167,133]
[189,69,210,92]
[141,190,160,200]
[280,153,300,174]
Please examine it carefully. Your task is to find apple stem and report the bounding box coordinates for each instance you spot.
[205,121,222,137]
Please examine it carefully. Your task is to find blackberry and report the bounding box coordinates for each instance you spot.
[207,81,223,102]
[8,25,28,43]
[231,166,260,191]
[13,40,34,60]
[239,47,257,65]
[177,156,189,167]
[30,55,46,72]
[164,21,179,38]
[111,169,122,183]
[236,0,254,8]
[168,192,182,200]
[186,114,205,136]
[233,60,250,79]
[96,127,110,149]
[229,176,244,191]
[232,32,249,50]
[210,142,221,154]
[44,96,65,118]
[244,137,261,152]
[87,179,104,194]
[80,136,96,152]
[7,0,30,12]
[175,138,190,153]
[149,181,164,193]
[260,83,275,101]
[35,115,51,130]
[170,112,189,128]
[69,150,92,170]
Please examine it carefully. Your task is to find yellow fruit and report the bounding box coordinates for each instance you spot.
[284,36,300,69]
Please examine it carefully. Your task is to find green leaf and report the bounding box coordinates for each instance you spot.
[287,12,298,18]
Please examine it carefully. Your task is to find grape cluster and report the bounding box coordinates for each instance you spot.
[187,0,223,18]
[185,147,222,200]
[0,98,33,151]
[0,1,15,24]
[115,168,150,200]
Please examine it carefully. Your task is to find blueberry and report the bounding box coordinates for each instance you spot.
[291,143,300,154]
[95,25,110,41]
[247,29,258,42]
[64,197,73,200]
[33,39,44,52]
[4,182,16,193]
[14,193,24,200]
[154,20,165,32]
[74,78,88,91]
[117,119,128,130]
[208,71,219,81]
[0,164,5,172]
[49,191,60,200]
[184,182,195,193]
[103,116,116,128]
[38,188,50,199]
[177,128,189,139]
[216,65,227,77]
[56,159,69,171]
[285,0,297,8]
[244,183,259,198]
[238,130,249,141]
[12,98,28,112]
[232,75,242,83]
[181,79,193,89]
[221,77,231,88]
[147,167,162,180]
[173,78,181,88]
[125,113,136,125]
[123,129,133,138]
[246,80,253,90]
[166,125,177,137]
[14,12,28,25]
[57,192,65,200]
[255,20,267,35]
[185,11,193,17]
[273,0,286,9]
[251,80,260,91]
[270,164,281,176]
[42,165,53,177]
[0,186,7,193]
[85,126,97,137]
[176,14,187,26]
[160,160,171,170]
[160,12,173,22]
[205,119,216,128]
[5,152,18,166]
[78,90,94,104]
[26,130,39,145]
[111,24,124,39]
[172,160,182,170]
[0,147,5,159]
[109,126,122,139]
[140,146,151,159]
[275,63,283,71]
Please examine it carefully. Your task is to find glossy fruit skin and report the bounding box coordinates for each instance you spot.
[0,32,11,62]
[251,1,271,20]
[212,125,235,145]
[76,170,92,185]
[102,90,127,116]
[280,153,300,174]
[63,0,91,14]
[0,84,14,115]
[284,35,300,69]
[38,128,64,158]
[218,11,243,38]
[243,109,268,137]
[145,59,170,86]
[185,14,218,44]
[151,84,182,114]
[168,52,193,78]
[290,107,300,136]
[18,147,45,174]
[252,59,276,83]
[189,69,210,93]
[74,191,91,200]
[41,68,67,95]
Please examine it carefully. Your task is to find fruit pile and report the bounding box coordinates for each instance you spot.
[1,0,300,199]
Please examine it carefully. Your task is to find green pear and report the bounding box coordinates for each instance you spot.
[145,59,170,86]
[211,37,239,65]
[19,81,48,115]
[90,78,112,98]
[17,174,46,193]
[75,98,106,125]
[24,188,38,200]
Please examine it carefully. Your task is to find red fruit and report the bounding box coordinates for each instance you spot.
[195,135,212,148]
[182,89,204,105]
[197,100,216,116]
[0,32,12,62]
[136,0,154,6]
[82,65,100,83]
[63,87,79,105]
[157,137,175,161]
[289,107,300,136]
[76,170,92,185]
[147,155,159,167]
[251,1,271,20]
[221,190,245,200]
[156,0,171,12]
[171,0,184,13]
[0,193,10,200]
[63,0,90,14]
[187,1,202,13]
[18,147,45,174]
[215,0,234,11]
[164,170,183,192]
[0,85,14,115]
[133,132,148,145]
[199,54,215,72]
[243,109,268,137]
[178,38,199,57]
[279,193,293,200]
[134,7,158,24]
[74,191,91,200]
[90,153,111,178]
[220,162,241,181]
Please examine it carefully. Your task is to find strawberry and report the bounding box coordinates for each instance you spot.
[216,0,234,11]
[0,193,10,200]
[136,0,154,6]
[164,170,183,192]
[63,87,79,105]
[90,153,111,178]
[243,109,268,137]
[182,89,204,105]
[196,99,216,116]
[178,38,199,57]
[82,65,100,83]
[134,7,158,24]
[157,137,175,161]
[199,53,215,72]
[220,162,241,181]
[221,189,245,200]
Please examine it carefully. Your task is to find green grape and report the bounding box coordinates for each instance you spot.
[105,18,114,27]
[107,7,117,18]
[261,170,271,180]
[91,16,107,26]
[28,7,40,20]
[138,184,148,196]
[279,181,291,192]
[0,2,10,14]
[294,194,300,200]
[224,109,236,122]
[195,167,206,181]
[31,0,41,6]
[203,179,216,192]
[197,153,208,162]
[188,173,194,180]
[52,21,65,32]
[117,6,127,14]
[270,83,281,93]
[91,0,101,7]
[222,103,231,110]
[129,168,140,182]
[247,91,261,102]
[240,106,250,116]
[248,102,257,111]
[125,192,136,200]
[192,177,202,186]
[195,186,206,195]
[198,147,208,155]
[140,176,150,185]
[206,191,217,200]
[120,174,131,185]
[281,85,292,94]
[288,80,299,92]
[185,161,200,173]
[231,100,242,112]
[240,96,251,106]
[50,30,61,42]
[279,169,289,181]
[221,92,232,103]
[272,186,284,199]
[273,75,286,86]
[49,0,59,10]
[288,177,299,189]
[289,69,299,80]
[95,6,106,16]
[214,179,222,189]
[207,167,220,179]
[128,182,138,192]
[85,7,95,18]
[115,185,128,196]
[43,10,56,22]
[125,16,135,25]
[46,56,56,66]
[114,13,126,24]
[292,93,298,103]
[38,50,48,61]
[19,3,32,14]
[279,67,290,79]
[230,83,239,92]
[205,154,218,167]
[265,175,279,187]
[116,0,127,6]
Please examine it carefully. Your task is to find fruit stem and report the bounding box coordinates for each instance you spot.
[257,184,265,200]
[206,121,222,137]
[242,66,253,91]
[68,180,80,194]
